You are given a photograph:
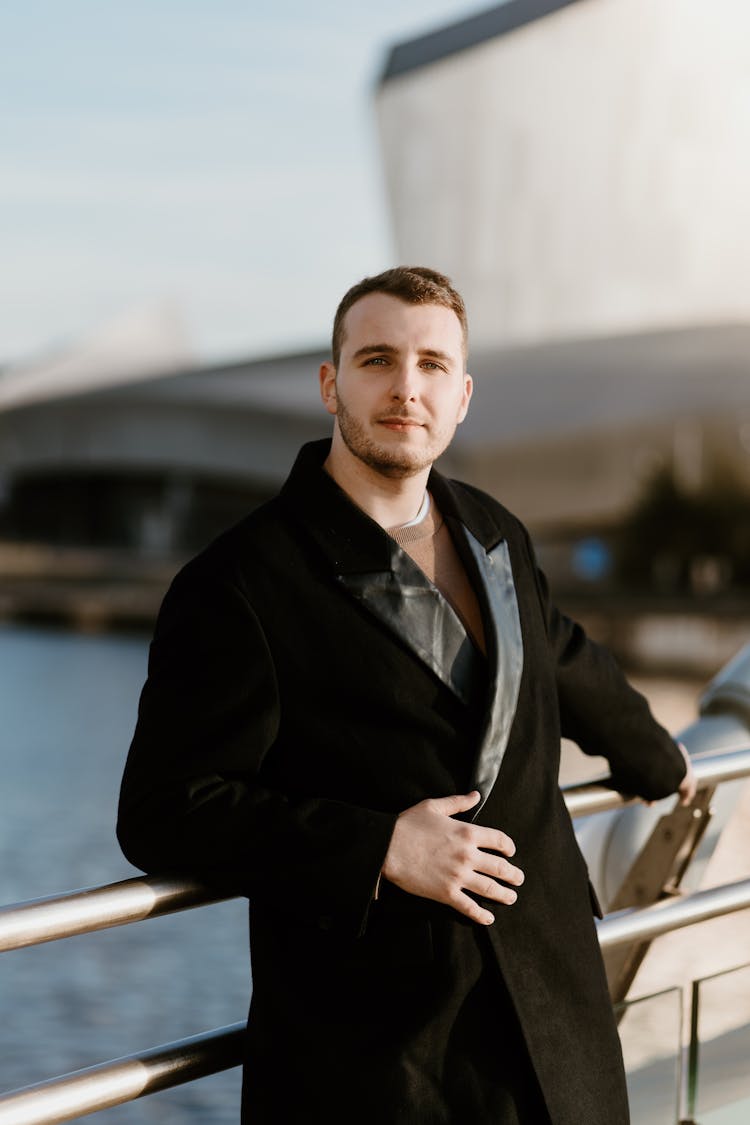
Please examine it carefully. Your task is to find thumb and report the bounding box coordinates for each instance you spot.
[431,790,482,816]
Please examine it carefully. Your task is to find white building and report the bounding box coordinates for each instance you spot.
[378,0,750,351]
[377,0,750,556]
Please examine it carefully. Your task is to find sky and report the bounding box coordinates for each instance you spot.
[1,0,492,367]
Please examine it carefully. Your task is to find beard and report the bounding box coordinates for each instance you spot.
[335,393,455,479]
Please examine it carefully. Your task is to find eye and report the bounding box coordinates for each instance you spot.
[363,356,389,366]
[421,360,446,372]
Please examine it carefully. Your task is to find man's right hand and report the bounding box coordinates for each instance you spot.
[380,790,523,925]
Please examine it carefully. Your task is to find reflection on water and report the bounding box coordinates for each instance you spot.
[0,624,248,1122]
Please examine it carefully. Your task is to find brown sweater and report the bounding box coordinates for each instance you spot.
[387,496,486,654]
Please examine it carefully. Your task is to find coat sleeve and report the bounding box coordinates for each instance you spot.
[117,560,398,937]
[521,531,687,801]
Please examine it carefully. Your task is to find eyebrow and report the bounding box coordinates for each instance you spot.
[352,344,396,359]
[351,343,455,364]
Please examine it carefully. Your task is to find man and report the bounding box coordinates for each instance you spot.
[118,266,695,1124]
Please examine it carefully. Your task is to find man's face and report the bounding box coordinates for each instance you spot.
[319,292,472,479]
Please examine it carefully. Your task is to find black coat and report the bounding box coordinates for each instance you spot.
[118,439,686,1124]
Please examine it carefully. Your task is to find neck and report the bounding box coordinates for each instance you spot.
[324,435,431,528]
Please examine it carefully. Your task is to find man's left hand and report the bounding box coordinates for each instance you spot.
[676,741,697,806]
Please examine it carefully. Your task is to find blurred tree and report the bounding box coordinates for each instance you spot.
[618,468,750,594]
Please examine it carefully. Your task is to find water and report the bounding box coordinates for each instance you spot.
[0,623,249,1122]
[0,622,708,1123]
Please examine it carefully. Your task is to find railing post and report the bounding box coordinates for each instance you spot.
[685,978,701,1125]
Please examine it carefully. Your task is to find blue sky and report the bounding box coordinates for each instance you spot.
[1,1,491,365]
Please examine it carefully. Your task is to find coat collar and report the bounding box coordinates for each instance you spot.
[279,438,511,568]
[278,439,392,575]
[279,441,484,705]
[279,440,523,810]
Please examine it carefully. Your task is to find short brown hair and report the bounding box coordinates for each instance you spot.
[331,266,468,368]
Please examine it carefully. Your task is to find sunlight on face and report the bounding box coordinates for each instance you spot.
[321,293,472,479]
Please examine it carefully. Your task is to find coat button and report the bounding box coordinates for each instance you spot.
[318,914,333,931]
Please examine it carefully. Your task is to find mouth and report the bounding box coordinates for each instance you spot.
[376,417,425,432]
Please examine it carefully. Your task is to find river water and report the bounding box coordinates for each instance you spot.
[0,623,248,1122]
[0,622,709,1124]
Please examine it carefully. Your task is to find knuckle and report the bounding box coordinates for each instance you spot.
[499,860,523,885]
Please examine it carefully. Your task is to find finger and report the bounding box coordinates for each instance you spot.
[431,791,482,816]
[464,872,519,905]
[478,855,524,887]
[474,826,516,857]
[450,890,496,926]
[677,743,696,806]
[679,779,697,807]
[677,758,697,806]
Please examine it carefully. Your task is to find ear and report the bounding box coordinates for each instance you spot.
[457,372,473,424]
[319,362,338,416]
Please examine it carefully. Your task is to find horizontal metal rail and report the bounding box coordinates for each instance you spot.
[2,748,749,955]
[563,745,750,817]
[4,875,750,1124]
[0,748,748,1123]
[0,1023,246,1125]
[0,876,232,954]
[597,875,750,950]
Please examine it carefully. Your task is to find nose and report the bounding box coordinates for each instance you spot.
[389,361,419,402]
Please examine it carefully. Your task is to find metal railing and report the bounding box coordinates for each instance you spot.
[0,875,231,955]
[598,876,750,951]
[2,747,747,957]
[563,746,750,817]
[2,746,750,1124]
[0,1026,246,1125]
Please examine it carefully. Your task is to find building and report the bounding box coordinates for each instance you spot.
[2,0,750,601]
[376,0,750,588]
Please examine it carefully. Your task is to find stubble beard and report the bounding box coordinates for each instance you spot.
[336,396,449,479]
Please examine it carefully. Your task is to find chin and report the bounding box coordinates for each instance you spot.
[369,459,427,479]
[351,443,426,476]
[337,408,447,477]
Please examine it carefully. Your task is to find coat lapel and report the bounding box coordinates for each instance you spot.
[431,471,525,816]
[281,441,524,797]
[338,549,482,707]
[458,529,524,817]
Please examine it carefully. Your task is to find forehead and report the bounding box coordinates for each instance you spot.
[340,292,464,359]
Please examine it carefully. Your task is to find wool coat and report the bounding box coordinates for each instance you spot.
[117,438,686,1124]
